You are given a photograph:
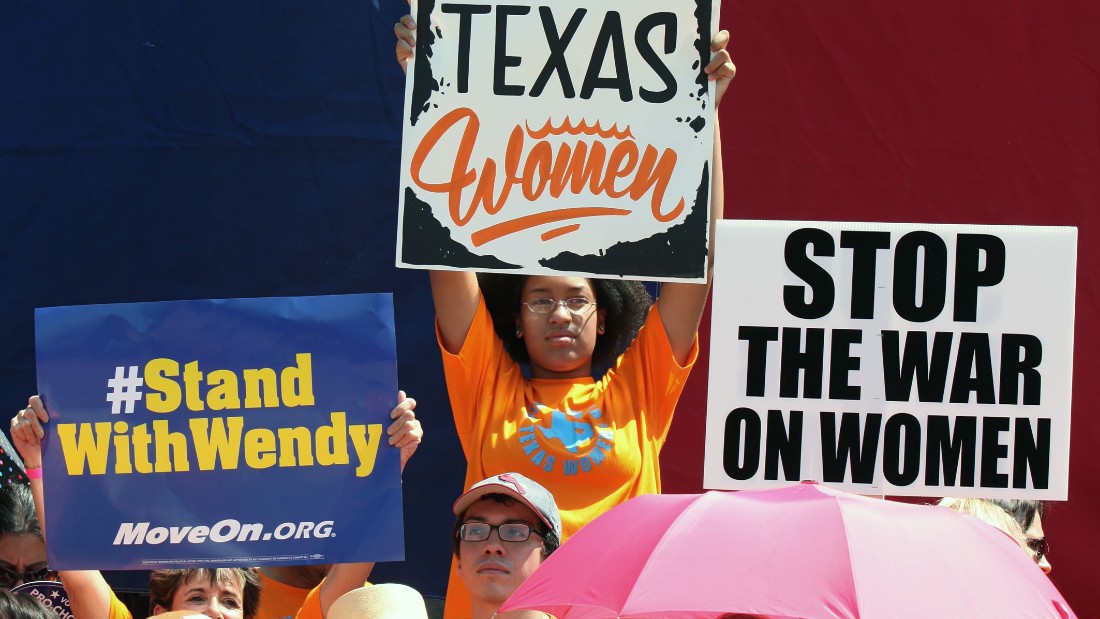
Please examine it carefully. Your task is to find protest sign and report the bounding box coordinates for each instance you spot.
[13,581,71,619]
[704,221,1077,499]
[35,294,402,569]
[397,0,719,281]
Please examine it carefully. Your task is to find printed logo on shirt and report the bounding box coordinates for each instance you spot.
[516,403,614,475]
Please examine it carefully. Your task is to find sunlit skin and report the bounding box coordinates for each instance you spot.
[515,276,607,380]
[1025,514,1052,575]
[155,575,245,619]
[457,500,547,618]
[0,533,49,586]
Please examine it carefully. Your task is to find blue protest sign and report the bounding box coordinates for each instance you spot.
[34,294,401,569]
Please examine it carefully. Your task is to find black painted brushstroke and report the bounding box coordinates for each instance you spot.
[694,0,712,98]
[401,187,520,269]
[409,0,440,126]
[538,164,710,279]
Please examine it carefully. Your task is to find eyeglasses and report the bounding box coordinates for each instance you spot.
[521,297,596,315]
[1026,537,1049,562]
[0,565,57,588]
[458,521,543,543]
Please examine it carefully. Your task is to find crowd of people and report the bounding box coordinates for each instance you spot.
[0,11,1065,619]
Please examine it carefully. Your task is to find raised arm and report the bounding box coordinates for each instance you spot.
[396,13,482,353]
[309,391,423,618]
[654,29,736,364]
[12,396,117,619]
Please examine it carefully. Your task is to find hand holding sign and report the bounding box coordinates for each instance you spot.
[395,14,416,75]
[705,29,735,106]
[388,390,422,471]
[11,395,48,469]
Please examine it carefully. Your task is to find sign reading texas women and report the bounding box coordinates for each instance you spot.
[34,294,402,569]
[398,0,718,281]
[704,221,1077,500]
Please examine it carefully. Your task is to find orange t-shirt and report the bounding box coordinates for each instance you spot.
[108,590,132,619]
[293,578,373,619]
[440,298,696,618]
[293,581,323,619]
[256,573,311,619]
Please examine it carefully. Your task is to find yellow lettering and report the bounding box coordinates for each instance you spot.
[183,361,205,412]
[190,417,243,470]
[349,424,382,477]
[206,370,241,411]
[132,424,154,473]
[316,412,350,466]
[112,421,132,474]
[244,429,277,469]
[56,422,112,475]
[277,426,314,467]
[243,368,278,409]
[152,420,190,472]
[144,358,181,413]
[281,353,315,407]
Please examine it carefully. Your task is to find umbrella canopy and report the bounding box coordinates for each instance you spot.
[499,482,1074,619]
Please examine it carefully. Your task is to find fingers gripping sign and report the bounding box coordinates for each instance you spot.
[12,396,50,469]
[395,14,417,74]
[387,390,423,471]
[706,29,736,107]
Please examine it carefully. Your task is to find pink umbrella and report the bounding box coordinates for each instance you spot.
[499,482,1074,619]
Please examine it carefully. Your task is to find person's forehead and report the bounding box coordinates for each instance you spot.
[180,574,243,596]
[464,499,540,527]
[522,276,593,296]
[0,534,46,562]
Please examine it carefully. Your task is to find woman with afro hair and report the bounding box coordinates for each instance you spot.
[396,13,736,618]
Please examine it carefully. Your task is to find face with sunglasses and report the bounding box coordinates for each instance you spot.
[1024,514,1051,575]
[0,533,55,589]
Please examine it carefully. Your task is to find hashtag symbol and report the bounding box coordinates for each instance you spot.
[106,366,144,415]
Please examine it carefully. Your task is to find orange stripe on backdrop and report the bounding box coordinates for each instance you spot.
[471,207,630,246]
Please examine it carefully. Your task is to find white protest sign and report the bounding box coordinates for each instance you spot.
[397,0,719,282]
[704,221,1077,499]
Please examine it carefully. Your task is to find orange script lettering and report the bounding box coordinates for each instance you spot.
[409,107,686,233]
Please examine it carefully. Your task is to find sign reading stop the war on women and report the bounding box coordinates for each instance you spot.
[397,0,719,282]
[34,294,402,569]
[704,221,1078,500]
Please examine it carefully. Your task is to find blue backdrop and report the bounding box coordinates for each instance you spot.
[0,0,465,599]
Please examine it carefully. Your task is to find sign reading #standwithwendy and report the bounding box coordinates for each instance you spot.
[34,294,402,569]
[398,0,719,282]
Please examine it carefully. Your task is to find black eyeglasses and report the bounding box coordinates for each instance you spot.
[521,297,596,315]
[1026,537,1049,562]
[458,522,543,543]
[0,565,57,588]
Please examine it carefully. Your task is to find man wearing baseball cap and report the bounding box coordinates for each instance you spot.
[450,472,561,619]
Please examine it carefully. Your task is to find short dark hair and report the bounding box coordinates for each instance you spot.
[0,589,56,619]
[149,568,262,619]
[0,484,42,540]
[478,274,653,372]
[989,499,1046,531]
[452,493,560,559]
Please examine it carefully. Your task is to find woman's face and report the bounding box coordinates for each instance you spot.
[157,574,245,619]
[1024,514,1051,574]
[0,533,50,588]
[515,276,607,379]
